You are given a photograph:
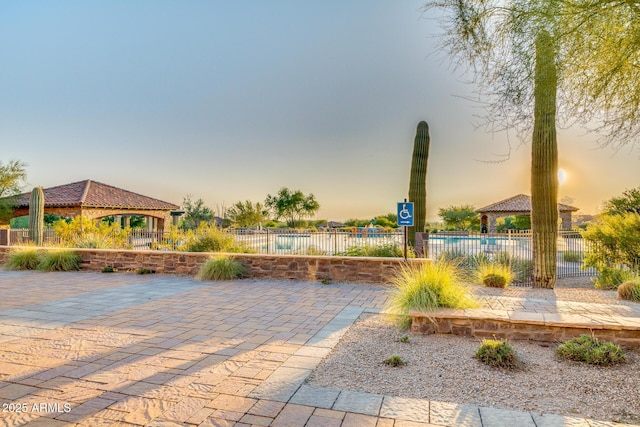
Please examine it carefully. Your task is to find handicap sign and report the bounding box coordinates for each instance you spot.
[397,202,414,226]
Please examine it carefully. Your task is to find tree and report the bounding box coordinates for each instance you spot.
[265,188,319,228]
[603,187,640,215]
[0,160,28,224]
[181,195,215,230]
[425,0,640,288]
[581,212,640,278]
[226,200,269,228]
[438,205,480,231]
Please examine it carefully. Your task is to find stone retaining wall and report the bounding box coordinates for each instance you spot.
[0,246,430,284]
[410,311,640,348]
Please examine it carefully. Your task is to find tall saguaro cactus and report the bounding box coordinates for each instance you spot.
[29,187,45,246]
[408,121,430,247]
[531,30,558,288]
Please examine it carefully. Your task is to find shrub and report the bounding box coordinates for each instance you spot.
[562,250,583,263]
[136,268,155,274]
[385,260,477,326]
[339,244,409,258]
[475,339,520,368]
[198,256,246,281]
[383,355,406,367]
[37,250,82,272]
[593,266,636,290]
[618,278,640,302]
[182,224,234,252]
[477,262,512,288]
[53,216,131,249]
[300,246,327,256]
[581,212,640,277]
[557,335,626,365]
[102,266,116,273]
[4,249,43,270]
[493,252,533,283]
[180,224,256,254]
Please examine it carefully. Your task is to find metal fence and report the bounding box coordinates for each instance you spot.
[7,227,593,285]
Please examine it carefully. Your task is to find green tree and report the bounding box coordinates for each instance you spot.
[265,188,319,228]
[603,187,640,216]
[581,212,640,275]
[497,215,531,231]
[0,160,28,224]
[181,195,215,230]
[426,0,640,288]
[227,200,269,228]
[438,205,480,231]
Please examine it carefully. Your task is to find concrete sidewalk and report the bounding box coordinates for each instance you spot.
[0,271,638,427]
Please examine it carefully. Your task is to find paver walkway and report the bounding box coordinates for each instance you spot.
[0,271,638,427]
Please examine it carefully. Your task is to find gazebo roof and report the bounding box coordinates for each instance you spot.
[14,180,179,211]
[477,194,579,213]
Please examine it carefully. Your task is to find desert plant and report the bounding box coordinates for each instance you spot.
[399,335,410,343]
[385,260,477,327]
[493,252,533,283]
[4,248,43,270]
[198,256,246,281]
[181,223,234,252]
[557,335,626,365]
[300,246,327,256]
[408,121,430,247]
[475,339,520,368]
[53,216,131,249]
[618,278,640,302]
[562,250,583,263]
[37,250,82,272]
[101,266,116,273]
[28,186,45,245]
[593,266,636,290]
[339,244,412,258]
[477,262,512,288]
[581,213,640,277]
[383,355,407,367]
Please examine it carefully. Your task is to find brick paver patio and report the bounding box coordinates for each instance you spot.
[0,271,638,427]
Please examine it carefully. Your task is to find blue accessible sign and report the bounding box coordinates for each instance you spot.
[397,202,414,226]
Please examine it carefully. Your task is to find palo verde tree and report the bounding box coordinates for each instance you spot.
[426,0,640,288]
[226,200,269,228]
[181,195,215,230]
[438,205,480,231]
[0,160,28,224]
[265,187,319,228]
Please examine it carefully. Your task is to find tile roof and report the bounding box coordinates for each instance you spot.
[477,194,579,213]
[14,180,179,210]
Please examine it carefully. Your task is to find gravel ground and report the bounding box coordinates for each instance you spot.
[307,278,640,424]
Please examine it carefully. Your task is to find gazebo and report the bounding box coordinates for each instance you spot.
[9,179,180,231]
[476,194,579,232]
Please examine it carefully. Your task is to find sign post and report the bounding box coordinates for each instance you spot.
[397,199,414,260]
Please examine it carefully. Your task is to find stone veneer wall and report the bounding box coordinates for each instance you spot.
[410,312,640,349]
[0,246,430,285]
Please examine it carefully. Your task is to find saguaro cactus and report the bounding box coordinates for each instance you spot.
[531,30,558,289]
[29,186,45,245]
[408,121,430,248]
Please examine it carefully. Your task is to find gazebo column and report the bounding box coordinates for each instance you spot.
[560,211,572,231]
[146,217,154,232]
[488,214,498,233]
[123,216,130,228]
[114,215,122,227]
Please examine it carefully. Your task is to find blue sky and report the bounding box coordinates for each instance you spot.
[1,1,638,221]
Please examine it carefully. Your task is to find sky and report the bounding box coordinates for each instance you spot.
[1,1,638,222]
